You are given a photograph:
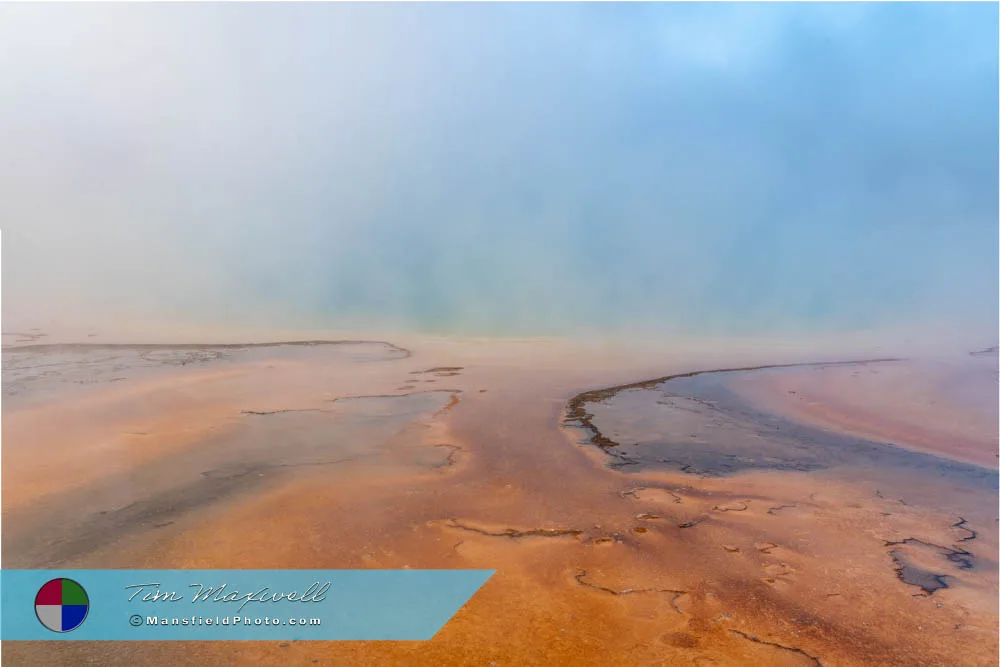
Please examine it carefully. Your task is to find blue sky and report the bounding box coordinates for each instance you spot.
[1,3,996,339]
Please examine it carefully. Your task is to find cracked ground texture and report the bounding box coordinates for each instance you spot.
[2,335,997,665]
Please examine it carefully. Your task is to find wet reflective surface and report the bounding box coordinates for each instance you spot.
[578,361,996,489]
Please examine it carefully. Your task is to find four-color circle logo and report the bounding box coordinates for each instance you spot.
[35,578,89,633]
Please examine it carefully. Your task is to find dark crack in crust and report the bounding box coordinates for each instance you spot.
[729,629,824,666]
[574,570,688,614]
[952,517,977,543]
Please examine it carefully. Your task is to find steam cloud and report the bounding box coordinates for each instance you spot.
[1,3,996,341]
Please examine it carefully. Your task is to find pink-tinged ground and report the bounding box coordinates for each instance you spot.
[727,356,998,469]
[2,335,997,666]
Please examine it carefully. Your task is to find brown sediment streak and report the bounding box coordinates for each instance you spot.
[444,519,583,539]
[28,455,373,568]
[564,357,902,453]
[241,408,330,416]
[574,570,688,613]
[767,504,797,515]
[327,389,462,403]
[434,392,461,416]
[6,339,412,358]
[430,444,461,469]
[244,390,461,416]
[729,629,824,666]
[198,457,367,478]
